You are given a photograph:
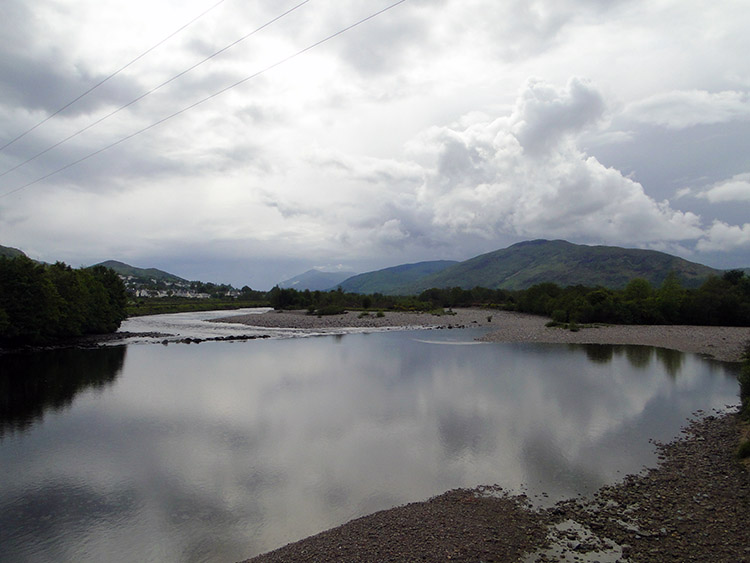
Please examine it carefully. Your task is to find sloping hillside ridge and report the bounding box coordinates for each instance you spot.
[280,269,355,291]
[371,240,721,294]
[338,260,459,294]
[0,244,26,259]
[94,260,187,284]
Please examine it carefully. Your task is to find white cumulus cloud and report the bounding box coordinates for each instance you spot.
[696,173,750,203]
[412,78,704,245]
[697,221,750,252]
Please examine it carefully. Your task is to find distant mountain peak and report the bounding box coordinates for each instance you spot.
[279,269,356,291]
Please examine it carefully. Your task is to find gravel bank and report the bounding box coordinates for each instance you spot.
[244,412,749,563]
[247,488,552,563]
[478,311,750,364]
[217,308,750,363]
[214,308,498,330]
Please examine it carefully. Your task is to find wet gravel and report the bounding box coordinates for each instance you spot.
[243,412,749,563]
[245,487,552,563]
[546,411,750,562]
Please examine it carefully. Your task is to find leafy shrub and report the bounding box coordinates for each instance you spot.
[551,309,567,323]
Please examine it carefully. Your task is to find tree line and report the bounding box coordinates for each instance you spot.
[507,271,750,327]
[267,270,750,327]
[0,255,128,345]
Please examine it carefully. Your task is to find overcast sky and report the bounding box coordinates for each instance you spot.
[1,0,748,289]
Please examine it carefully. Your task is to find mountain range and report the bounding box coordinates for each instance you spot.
[3,240,745,294]
[333,240,724,294]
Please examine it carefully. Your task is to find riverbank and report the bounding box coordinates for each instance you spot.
[245,410,749,562]
[217,308,750,363]
[5,308,746,362]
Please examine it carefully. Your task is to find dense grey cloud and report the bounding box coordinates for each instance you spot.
[0,0,748,287]
[511,77,606,155]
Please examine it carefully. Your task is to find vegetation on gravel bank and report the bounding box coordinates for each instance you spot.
[263,269,750,327]
[126,296,269,317]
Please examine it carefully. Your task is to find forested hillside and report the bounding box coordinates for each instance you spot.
[0,244,26,259]
[94,260,187,284]
[400,240,720,293]
[0,256,127,345]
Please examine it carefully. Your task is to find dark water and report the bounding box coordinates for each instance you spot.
[0,327,740,562]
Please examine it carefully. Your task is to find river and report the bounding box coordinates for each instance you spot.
[0,310,741,562]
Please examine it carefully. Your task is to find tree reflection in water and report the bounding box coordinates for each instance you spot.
[574,343,686,376]
[0,346,126,436]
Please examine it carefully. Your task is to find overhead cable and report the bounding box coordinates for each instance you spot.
[0,0,228,153]
[0,0,312,180]
[0,0,407,199]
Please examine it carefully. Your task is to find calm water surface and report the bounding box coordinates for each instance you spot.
[0,312,741,562]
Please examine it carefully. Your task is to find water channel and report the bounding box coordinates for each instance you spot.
[0,310,741,562]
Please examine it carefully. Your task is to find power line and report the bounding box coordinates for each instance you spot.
[0,0,408,199]
[0,0,227,153]
[0,0,312,180]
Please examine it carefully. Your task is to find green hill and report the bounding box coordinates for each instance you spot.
[366,240,721,294]
[338,261,458,294]
[0,244,26,259]
[94,260,187,284]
